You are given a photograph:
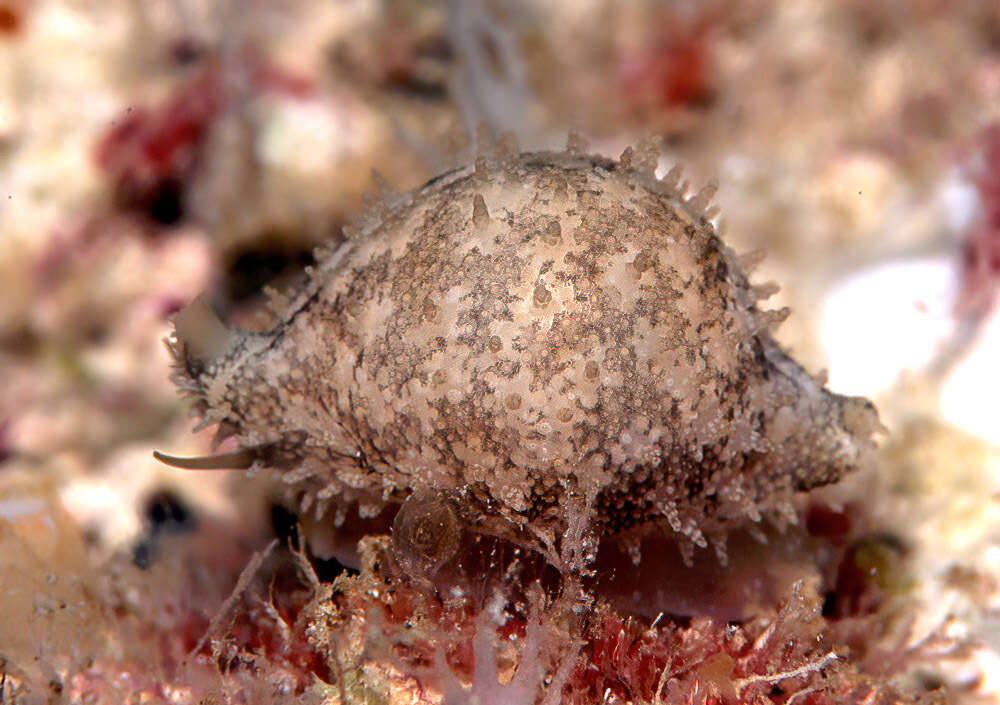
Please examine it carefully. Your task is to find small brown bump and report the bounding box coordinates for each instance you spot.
[488,335,503,353]
[472,193,490,227]
[631,251,654,277]
[432,369,447,386]
[584,360,600,380]
[505,393,522,410]
[542,220,562,245]
[533,283,552,307]
[557,407,574,422]
[422,298,438,321]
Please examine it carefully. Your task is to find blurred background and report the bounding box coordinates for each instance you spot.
[2,0,1000,700]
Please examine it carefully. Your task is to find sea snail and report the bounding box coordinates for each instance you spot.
[158,135,881,568]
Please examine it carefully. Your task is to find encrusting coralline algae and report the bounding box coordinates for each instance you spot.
[159,135,882,569]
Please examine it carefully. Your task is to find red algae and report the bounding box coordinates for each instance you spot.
[94,51,313,223]
[620,9,716,111]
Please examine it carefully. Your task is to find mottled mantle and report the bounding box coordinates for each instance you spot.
[164,138,880,567]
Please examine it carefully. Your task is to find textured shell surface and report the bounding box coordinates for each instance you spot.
[166,139,881,564]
